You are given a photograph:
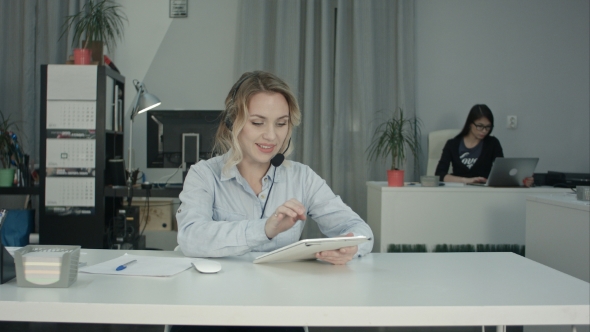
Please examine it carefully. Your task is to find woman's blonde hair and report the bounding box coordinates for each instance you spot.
[214,71,301,173]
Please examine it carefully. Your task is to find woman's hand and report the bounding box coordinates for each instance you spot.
[264,198,307,239]
[523,176,534,187]
[315,233,358,265]
[464,176,487,184]
[444,174,486,184]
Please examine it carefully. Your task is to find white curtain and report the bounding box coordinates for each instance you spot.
[0,0,86,165]
[236,0,416,238]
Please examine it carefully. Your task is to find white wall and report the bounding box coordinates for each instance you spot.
[113,0,238,183]
[415,0,590,174]
[113,0,589,181]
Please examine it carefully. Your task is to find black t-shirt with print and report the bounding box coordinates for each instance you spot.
[458,139,483,170]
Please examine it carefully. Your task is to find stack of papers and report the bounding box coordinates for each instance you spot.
[79,254,194,277]
[22,250,68,285]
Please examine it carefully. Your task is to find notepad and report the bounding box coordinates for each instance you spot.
[22,250,67,285]
[79,254,194,277]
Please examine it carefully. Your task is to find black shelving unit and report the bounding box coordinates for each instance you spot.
[39,65,124,248]
[0,187,41,196]
[104,186,182,198]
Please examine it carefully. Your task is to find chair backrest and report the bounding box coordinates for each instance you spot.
[426,129,461,176]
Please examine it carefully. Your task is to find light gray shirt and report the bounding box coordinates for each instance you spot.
[176,153,374,258]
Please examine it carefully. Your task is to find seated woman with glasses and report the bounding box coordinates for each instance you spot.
[435,104,533,186]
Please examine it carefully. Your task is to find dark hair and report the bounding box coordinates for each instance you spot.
[457,104,495,138]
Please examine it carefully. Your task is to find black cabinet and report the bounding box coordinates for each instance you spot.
[39,65,124,248]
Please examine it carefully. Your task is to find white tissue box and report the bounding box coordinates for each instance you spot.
[420,175,440,187]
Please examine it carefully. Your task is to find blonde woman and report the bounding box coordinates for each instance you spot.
[176,71,373,266]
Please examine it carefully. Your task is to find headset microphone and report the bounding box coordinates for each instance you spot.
[270,154,284,167]
[260,138,291,219]
[269,138,290,167]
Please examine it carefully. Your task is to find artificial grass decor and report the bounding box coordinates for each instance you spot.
[387,244,428,253]
[476,244,525,256]
[433,244,475,252]
[387,243,525,256]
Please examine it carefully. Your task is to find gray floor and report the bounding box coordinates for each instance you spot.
[0,323,522,332]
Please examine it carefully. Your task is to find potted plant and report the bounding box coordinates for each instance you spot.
[60,0,127,65]
[366,108,422,187]
[0,110,24,187]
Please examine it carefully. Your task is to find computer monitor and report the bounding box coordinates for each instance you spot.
[146,110,222,169]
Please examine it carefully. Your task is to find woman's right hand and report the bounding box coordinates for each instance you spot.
[264,198,307,239]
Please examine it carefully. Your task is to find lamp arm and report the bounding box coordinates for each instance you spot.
[128,80,145,121]
[126,80,143,191]
[127,117,134,187]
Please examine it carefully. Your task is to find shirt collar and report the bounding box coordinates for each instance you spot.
[265,164,285,183]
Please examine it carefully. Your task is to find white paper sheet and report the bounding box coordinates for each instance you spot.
[45,177,95,207]
[46,139,96,168]
[47,65,97,100]
[79,254,194,277]
[46,100,97,129]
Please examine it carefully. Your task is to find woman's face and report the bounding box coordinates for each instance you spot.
[469,116,493,140]
[238,92,290,168]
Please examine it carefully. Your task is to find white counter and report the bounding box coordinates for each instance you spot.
[366,181,569,253]
[525,193,590,282]
[524,194,589,332]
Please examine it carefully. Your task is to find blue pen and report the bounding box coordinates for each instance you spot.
[116,259,137,271]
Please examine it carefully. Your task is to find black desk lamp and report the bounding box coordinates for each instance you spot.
[127,79,161,206]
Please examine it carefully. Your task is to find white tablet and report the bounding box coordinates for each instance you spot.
[253,236,370,264]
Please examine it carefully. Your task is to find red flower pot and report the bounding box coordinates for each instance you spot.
[387,169,405,187]
[73,48,92,65]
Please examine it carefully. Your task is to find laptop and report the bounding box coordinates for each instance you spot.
[468,157,539,187]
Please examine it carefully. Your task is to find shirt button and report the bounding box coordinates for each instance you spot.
[177,209,182,213]
[260,194,266,199]
[264,178,268,182]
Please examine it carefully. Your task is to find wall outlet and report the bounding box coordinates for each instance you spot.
[507,115,517,129]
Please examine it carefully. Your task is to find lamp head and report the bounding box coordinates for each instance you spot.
[130,80,161,120]
[137,92,161,115]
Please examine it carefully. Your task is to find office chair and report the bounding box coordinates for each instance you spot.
[426,129,460,176]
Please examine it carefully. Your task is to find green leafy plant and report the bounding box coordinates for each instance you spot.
[0,110,22,169]
[60,0,127,51]
[366,108,422,170]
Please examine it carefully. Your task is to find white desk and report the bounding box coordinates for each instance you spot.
[526,193,590,283]
[0,250,588,328]
[367,181,569,253]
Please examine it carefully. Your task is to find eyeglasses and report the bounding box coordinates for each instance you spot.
[472,123,493,131]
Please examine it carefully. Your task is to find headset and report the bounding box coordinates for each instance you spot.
[225,72,291,219]
[224,73,256,131]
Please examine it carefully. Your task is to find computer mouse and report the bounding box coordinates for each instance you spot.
[192,259,222,274]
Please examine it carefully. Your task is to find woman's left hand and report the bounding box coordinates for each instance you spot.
[315,233,358,265]
[523,176,534,187]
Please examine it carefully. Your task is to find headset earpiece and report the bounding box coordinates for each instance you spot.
[224,115,233,131]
